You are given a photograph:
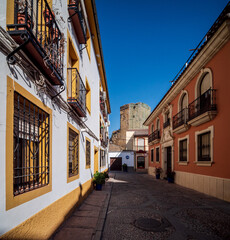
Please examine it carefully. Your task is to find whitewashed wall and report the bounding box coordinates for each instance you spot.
[109,151,135,167]
[0,0,108,235]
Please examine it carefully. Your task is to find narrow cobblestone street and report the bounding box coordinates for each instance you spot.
[101,172,230,240]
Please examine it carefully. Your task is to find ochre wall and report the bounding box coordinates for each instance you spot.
[0,180,93,240]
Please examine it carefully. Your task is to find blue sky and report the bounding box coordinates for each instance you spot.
[95,0,229,136]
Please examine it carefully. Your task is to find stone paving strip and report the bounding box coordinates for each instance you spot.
[51,174,114,240]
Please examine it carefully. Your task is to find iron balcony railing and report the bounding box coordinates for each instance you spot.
[68,0,87,44]
[173,108,189,129]
[188,89,216,121]
[7,0,64,85]
[163,119,170,129]
[148,130,160,143]
[67,68,86,117]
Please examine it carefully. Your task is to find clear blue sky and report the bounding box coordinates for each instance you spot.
[95,0,229,136]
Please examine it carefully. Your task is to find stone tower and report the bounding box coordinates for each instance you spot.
[110,102,151,149]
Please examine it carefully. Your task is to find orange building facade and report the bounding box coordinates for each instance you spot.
[144,3,230,202]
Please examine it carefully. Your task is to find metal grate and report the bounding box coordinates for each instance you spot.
[7,0,64,79]
[188,89,216,121]
[148,130,160,143]
[86,139,91,167]
[69,128,79,177]
[173,108,188,129]
[13,92,50,196]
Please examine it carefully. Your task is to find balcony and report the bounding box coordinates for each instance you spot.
[163,119,170,129]
[173,108,190,134]
[67,68,86,117]
[7,0,64,85]
[148,130,160,145]
[100,91,108,122]
[68,0,87,44]
[188,89,217,126]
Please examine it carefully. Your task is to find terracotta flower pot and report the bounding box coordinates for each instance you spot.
[49,28,59,43]
[43,9,54,27]
[17,13,32,30]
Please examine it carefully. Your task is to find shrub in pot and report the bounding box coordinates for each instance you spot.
[122,163,128,172]
[93,171,105,190]
[155,167,162,179]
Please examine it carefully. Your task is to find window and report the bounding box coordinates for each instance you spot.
[13,92,50,196]
[198,132,211,161]
[179,139,187,162]
[86,78,91,114]
[100,150,106,167]
[86,138,91,168]
[156,147,160,162]
[151,124,154,133]
[151,149,154,162]
[68,128,79,178]
[157,119,160,130]
[137,138,145,151]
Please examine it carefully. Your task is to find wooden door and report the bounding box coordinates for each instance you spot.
[94,147,99,174]
[110,157,122,171]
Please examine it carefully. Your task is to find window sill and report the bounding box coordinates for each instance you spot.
[194,161,213,166]
[178,161,188,166]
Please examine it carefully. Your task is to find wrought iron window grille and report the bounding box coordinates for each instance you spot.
[13,92,50,196]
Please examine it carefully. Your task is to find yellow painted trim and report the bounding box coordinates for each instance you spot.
[84,0,111,114]
[94,146,99,174]
[6,0,14,27]
[67,122,80,183]
[67,30,80,99]
[1,179,93,240]
[6,76,52,210]
[85,77,91,114]
[86,28,91,61]
[85,137,91,169]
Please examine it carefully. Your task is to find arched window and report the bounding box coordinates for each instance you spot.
[200,73,211,96]
[181,94,187,110]
[157,119,160,130]
[151,124,154,133]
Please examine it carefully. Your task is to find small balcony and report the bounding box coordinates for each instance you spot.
[67,68,86,117]
[68,0,87,44]
[100,91,108,122]
[188,89,217,126]
[148,130,160,145]
[163,119,170,129]
[7,0,64,85]
[173,108,189,134]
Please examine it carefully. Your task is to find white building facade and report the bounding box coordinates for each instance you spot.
[0,0,110,238]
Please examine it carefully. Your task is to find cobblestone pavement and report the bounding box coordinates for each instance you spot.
[102,172,230,240]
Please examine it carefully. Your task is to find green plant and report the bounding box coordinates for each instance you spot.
[103,171,109,179]
[155,167,162,174]
[122,163,128,172]
[167,170,175,179]
[93,171,105,185]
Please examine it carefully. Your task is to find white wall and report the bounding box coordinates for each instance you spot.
[0,0,109,235]
[109,151,135,167]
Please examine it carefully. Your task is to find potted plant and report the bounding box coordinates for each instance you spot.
[93,171,105,191]
[122,163,128,172]
[167,170,175,183]
[103,171,109,179]
[155,167,162,179]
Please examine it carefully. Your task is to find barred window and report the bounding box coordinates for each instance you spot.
[69,128,79,177]
[151,149,154,162]
[13,92,50,196]
[156,148,160,162]
[86,139,91,167]
[179,139,187,162]
[198,132,211,161]
[100,150,106,167]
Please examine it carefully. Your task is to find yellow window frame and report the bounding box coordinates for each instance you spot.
[6,76,52,210]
